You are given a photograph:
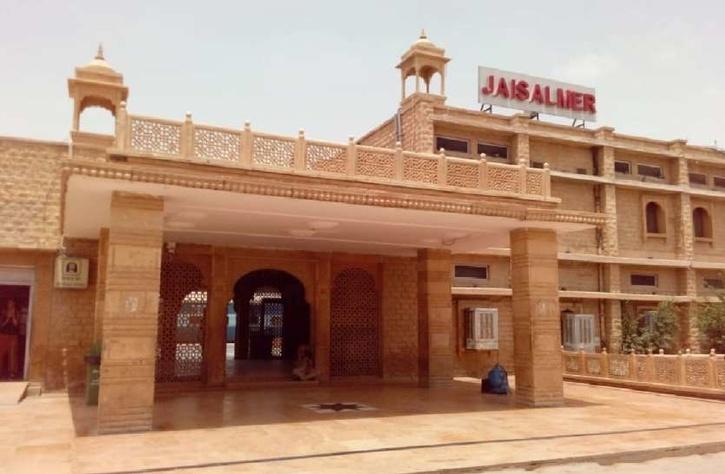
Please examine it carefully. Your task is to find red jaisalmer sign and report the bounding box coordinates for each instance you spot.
[478,66,597,122]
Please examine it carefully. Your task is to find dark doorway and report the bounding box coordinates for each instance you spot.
[227,270,310,379]
[0,285,30,380]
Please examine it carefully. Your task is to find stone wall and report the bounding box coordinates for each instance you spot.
[453,297,514,377]
[381,257,418,382]
[0,138,64,250]
[46,238,98,392]
[357,116,397,149]
[530,140,594,175]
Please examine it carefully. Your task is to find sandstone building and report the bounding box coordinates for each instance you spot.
[0,34,723,433]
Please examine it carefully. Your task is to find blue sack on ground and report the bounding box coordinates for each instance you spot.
[482,363,509,395]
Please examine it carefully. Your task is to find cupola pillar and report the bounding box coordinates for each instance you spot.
[67,45,128,148]
[397,30,450,102]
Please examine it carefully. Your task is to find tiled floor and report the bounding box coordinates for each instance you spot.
[2,379,725,473]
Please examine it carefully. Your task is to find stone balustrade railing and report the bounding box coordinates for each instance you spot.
[562,348,725,391]
[112,107,551,199]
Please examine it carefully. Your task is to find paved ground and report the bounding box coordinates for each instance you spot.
[492,451,725,473]
[2,379,725,473]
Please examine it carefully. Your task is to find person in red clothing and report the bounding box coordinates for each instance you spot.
[0,299,20,379]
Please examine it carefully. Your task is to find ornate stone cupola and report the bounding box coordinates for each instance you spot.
[396,30,450,101]
[67,45,129,149]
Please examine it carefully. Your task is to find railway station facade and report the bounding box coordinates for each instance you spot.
[1,33,723,433]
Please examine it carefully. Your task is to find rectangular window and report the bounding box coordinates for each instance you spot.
[531,161,544,169]
[435,136,469,154]
[465,308,499,350]
[637,164,664,179]
[453,265,489,287]
[476,142,508,159]
[704,278,724,289]
[689,173,707,186]
[576,168,588,175]
[714,176,725,189]
[631,274,657,287]
[614,161,631,174]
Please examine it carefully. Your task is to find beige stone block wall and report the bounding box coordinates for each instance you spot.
[558,261,600,292]
[381,257,418,382]
[620,265,680,295]
[452,254,510,288]
[530,140,594,174]
[45,238,99,392]
[615,151,677,184]
[357,117,397,149]
[0,138,64,250]
[453,297,513,377]
[551,180,599,253]
[616,188,678,258]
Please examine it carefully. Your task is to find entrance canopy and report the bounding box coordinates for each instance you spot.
[63,174,596,256]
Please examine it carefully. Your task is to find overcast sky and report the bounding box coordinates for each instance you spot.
[1,0,723,149]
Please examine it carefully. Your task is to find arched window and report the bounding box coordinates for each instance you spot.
[693,207,712,238]
[645,202,665,234]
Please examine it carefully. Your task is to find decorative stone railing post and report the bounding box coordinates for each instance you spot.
[115,101,128,150]
[479,154,488,190]
[629,349,637,381]
[600,347,609,377]
[294,128,306,171]
[346,136,357,175]
[241,121,253,167]
[543,162,551,198]
[707,348,717,387]
[645,349,656,382]
[393,142,404,180]
[181,112,193,159]
[518,158,528,194]
[437,149,447,185]
[677,350,686,386]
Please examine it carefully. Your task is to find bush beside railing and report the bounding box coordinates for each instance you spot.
[562,348,725,391]
[112,106,551,199]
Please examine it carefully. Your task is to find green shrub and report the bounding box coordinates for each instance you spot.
[697,291,725,353]
[621,300,679,353]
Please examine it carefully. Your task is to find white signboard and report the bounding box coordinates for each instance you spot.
[54,256,89,289]
[478,66,596,121]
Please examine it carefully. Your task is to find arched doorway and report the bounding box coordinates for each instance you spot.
[330,268,381,377]
[228,269,310,380]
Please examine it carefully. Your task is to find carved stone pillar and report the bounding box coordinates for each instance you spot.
[97,192,163,434]
[510,228,563,406]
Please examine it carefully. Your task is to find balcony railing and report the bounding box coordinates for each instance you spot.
[111,106,551,199]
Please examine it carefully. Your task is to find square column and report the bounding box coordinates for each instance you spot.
[204,248,229,386]
[510,228,563,406]
[417,248,453,388]
[97,192,164,434]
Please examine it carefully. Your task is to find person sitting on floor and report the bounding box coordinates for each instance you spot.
[292,344,318,381]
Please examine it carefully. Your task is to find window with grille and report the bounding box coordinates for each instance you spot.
[705,278,724,289]
[689,173,707,186]
[435,136,469,154]
[714,177,725,189]
[637,164,664,179]
[614,161,631,174]
[453,265,488,287]
[631,274,657,287]
[464,308,499,350]
[476,142,508,159]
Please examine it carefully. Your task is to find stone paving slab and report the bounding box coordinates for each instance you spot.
[0,382,27,405]
[3,380,725,473]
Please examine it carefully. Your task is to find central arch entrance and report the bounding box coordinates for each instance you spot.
[227,269,310,381]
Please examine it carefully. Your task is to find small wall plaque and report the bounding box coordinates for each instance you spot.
[54,255,89,289]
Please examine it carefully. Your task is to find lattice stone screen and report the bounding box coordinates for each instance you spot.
[356,150,395,179]
[130,118,182,155]
[156,258,207,383]
[252,135,295,168]
[305,142,347,174]
[330,268,381,376]
[193,127,240,162]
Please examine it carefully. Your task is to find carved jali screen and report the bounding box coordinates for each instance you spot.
[156,258,207,383]
[330,268,380,376]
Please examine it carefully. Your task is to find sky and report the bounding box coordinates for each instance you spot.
[1,0,724,148]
